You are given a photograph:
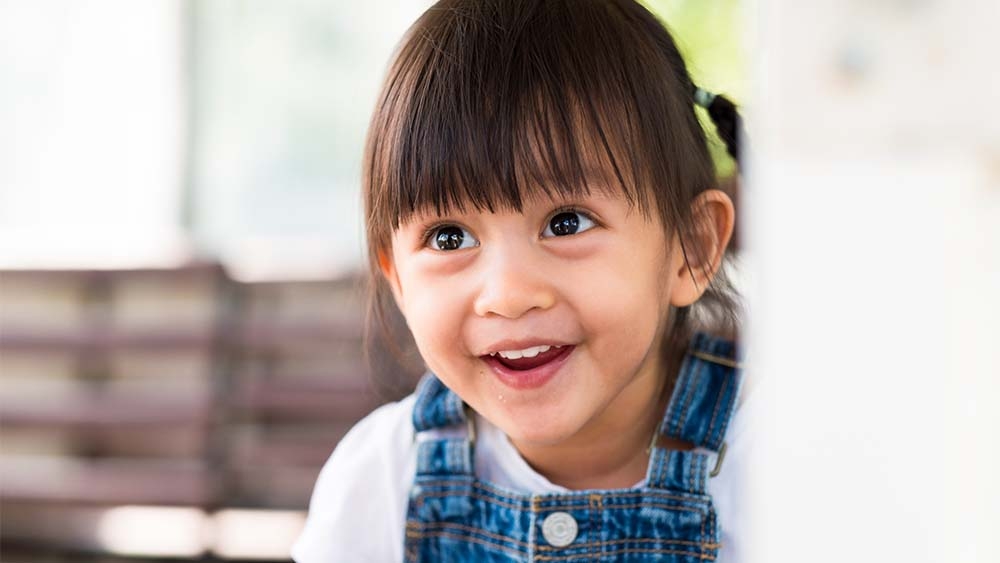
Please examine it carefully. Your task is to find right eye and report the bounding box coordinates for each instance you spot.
[426,225,479,251]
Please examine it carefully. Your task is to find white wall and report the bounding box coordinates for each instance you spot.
[190,0,434,280]
[748,0,1000,561]
[0,0,434,276]
[0,0,187,268]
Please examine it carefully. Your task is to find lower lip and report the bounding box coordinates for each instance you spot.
[482,345,575,390]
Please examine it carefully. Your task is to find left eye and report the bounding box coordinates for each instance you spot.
[542,210,596,237]
[427,225,479,251]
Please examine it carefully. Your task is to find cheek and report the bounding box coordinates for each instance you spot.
[399,277,470,370]
[573,249,670,369]
[585,282,663,352]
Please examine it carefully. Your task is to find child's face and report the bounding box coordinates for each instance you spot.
[383,190,695,447]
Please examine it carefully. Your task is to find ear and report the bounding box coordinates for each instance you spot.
[378,249,406,315]
[668,188,736,307]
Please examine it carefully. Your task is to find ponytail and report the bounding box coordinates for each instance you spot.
[694,87,745,167]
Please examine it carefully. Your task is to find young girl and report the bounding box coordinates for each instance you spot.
[294,0,748,560]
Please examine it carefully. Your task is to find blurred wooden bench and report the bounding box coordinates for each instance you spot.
[0,263,420,559]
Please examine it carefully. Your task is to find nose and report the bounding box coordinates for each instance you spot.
[473,243,556,319]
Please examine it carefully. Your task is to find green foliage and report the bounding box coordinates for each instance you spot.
[640,0,744,178]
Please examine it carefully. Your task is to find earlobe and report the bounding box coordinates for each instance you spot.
[667,244,702,307]
[668,189,735,307]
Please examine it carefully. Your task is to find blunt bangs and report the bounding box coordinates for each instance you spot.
[363,0,715,249]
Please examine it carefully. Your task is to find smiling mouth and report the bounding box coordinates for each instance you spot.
[488,346,568,371]
[487,345,571,371]
[480,344,576,395]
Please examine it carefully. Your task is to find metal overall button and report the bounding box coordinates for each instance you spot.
[541,512,578,547]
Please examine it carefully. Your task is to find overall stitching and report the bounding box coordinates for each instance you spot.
[415,490,707,515]
[528,495,539,563]
[418,478,711,507]
[534,547,715,561]
[653,449,669,490]
[587,496,595,562]
[674,358,708,442]
[536,538,720,551]
[664,356,695,438]
[690,454,698,495]
[704,373,731,452]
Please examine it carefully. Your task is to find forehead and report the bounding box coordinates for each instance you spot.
[399,178,639,226]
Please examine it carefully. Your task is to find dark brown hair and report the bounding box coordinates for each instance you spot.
[362,0,744,388]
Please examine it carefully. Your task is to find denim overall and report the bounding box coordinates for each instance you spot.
[404,332,741,562]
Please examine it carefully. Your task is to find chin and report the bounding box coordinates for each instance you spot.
[496,413,579,447]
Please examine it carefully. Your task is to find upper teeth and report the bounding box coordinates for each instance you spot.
[491,345,560,360]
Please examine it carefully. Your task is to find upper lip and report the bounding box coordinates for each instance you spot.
[478,338,575,356]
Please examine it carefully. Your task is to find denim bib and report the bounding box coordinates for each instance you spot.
[404,332,741,562]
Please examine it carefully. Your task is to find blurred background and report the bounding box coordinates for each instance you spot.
[0,1,744,561]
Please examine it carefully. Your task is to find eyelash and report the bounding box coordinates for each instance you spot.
[419,207,599,248]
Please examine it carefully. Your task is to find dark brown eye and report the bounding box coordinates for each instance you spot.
[430,225,477,251]
[549,212,579,236]
[544,211,595,237]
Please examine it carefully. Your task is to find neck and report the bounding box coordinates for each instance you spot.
[513,396,665,490]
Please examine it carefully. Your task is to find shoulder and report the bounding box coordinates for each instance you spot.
[291,394,418,562]
[314,392,418,477]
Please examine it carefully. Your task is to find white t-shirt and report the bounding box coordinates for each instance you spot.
[292,388,754,562]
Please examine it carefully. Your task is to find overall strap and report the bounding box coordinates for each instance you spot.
[411,374,474,477]
[412,374,466,432]
[646,333,741,493]
[659,332,742,453]
[646,449,714,495]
